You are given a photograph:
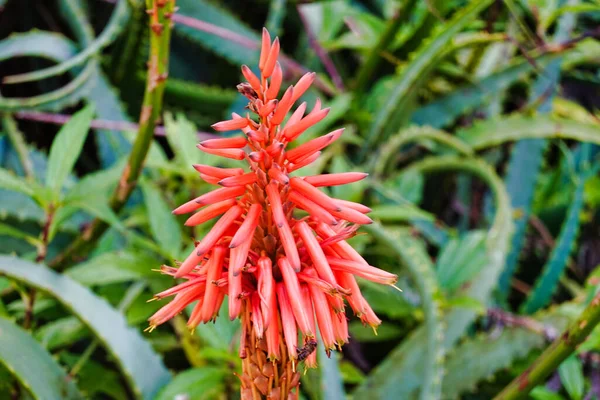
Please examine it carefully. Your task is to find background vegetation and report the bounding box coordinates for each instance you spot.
[0,0,600,399]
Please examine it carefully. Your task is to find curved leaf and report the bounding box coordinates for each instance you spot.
[0,32,96,112]
[361,0,494,154]
[175,0,260,65]
[355,157,513,399]
[2,0,130,84]
[442,306,574,399]
[457,115,600,149]
[0,317,83,399]
[521,170,587,314]
[362,224,444,400]
[0,256,171,399]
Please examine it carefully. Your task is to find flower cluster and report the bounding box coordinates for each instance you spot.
[149,28,398,399]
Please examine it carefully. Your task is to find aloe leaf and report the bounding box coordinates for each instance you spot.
[355,157,512,399]
[363,224,444,400]
[0,316,84,399]
[2,0,130,84]
[175,0,260,66]
[361,0,494,155]
[521,169,587,314]
[457,115,600,149]
[0,31,96,112]
[442,305,574,399]
[410,52,562,128]
[0,256,171,399]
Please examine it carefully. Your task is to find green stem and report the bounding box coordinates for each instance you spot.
[1,114,34,180]
[353,0,417,94]
[49,0,175,270]
[494,291,600,400]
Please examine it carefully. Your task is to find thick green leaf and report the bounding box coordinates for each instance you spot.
[0,316,83,399]
[355,157,513,399]
[65,251,160,286]
[441,306,574,399]
[45,105,95,194]
[141,181,182,255]
[521,170,587,314]
[362,0,494,153]
[436,231,487,291]
[154,367,227,400]
[0,256,171,399]
[369,204,435,222]
[0,31,97,112]
[558,356,585,400]
[2,0,130,84]
[175,0,260,66]
[457,115,600,150]
[410,52,562,128]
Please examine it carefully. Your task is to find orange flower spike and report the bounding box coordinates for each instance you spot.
[270,86,295,125]
[241,65,261,92]
[276,283,298,360]
[218,172,258,187]
[192,164,244,178]
[197,144,245,160]
[172,186,245,215]
[299,285,318,368]
[262,37,280,78]
[149,27,400,399]
[278,257,313,337]
[289,177,340,213]
[259,28,271,71]
[295,220,338,285]
[265,62,282,100]
[199,246,226,323]
[184,199,237,226]
[265,293,281,361]
[286,128,344,163]
[308,283,336,351]
[304,172,368,187]
[288,191,338,226]
[211,116,249,132]
[257,256,274,325]
[201,136,248,149]
[251,292,265,339]
[291,72,316,104]
[230,204,262,248]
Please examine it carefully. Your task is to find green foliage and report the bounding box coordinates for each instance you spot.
[0,256,171,399]
[1,1,600,399]
[45,105,95,194]
[0,317,83,399]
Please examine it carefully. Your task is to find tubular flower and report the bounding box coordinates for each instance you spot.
[148,28,398,399]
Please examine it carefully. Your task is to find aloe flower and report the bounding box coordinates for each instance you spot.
[149,28,398,399]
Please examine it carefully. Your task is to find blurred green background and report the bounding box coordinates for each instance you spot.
[1,0,600,399]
